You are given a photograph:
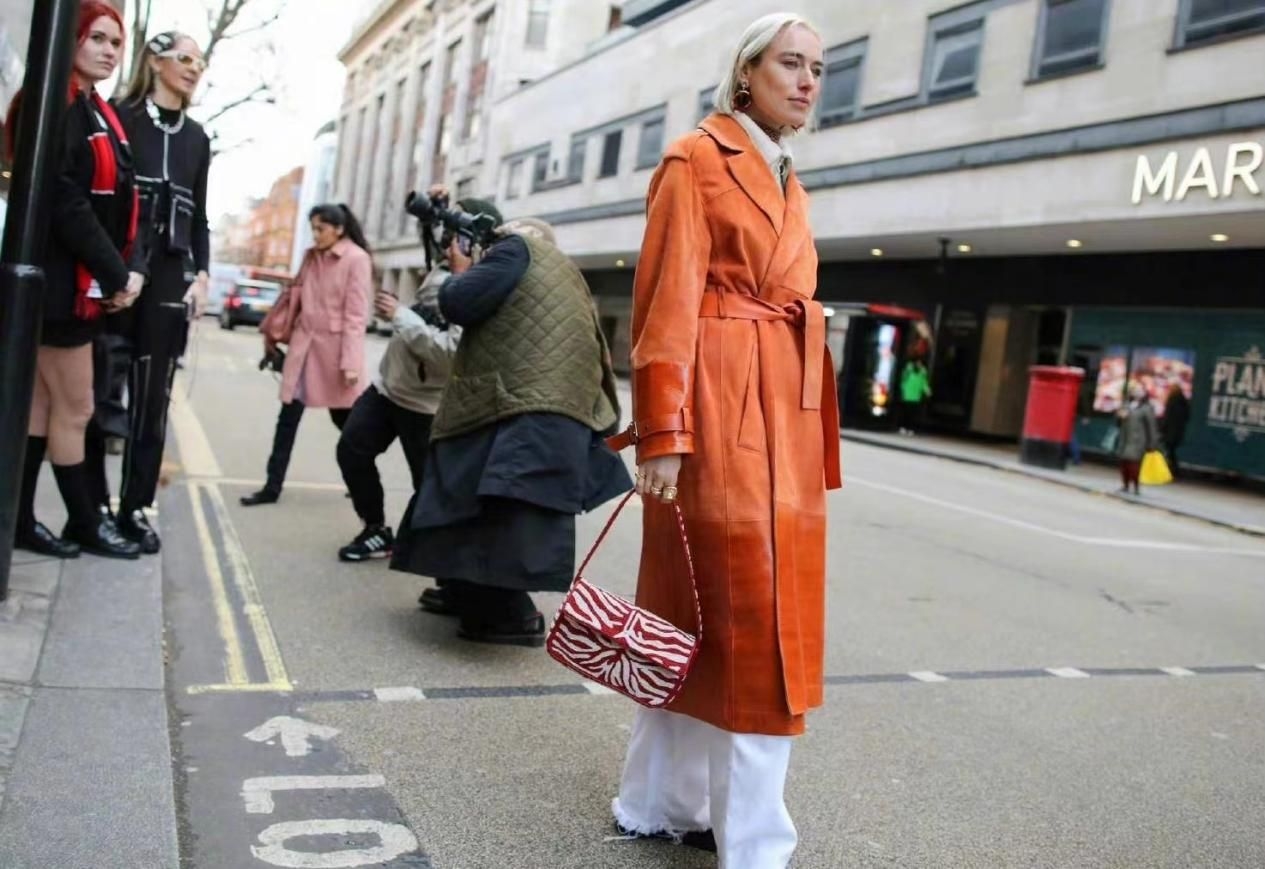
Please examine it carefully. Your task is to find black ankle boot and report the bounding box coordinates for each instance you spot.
[240,487,280,506]
[53,463,140,560]
[117,507,161,554]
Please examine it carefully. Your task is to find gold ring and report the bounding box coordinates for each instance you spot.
[662,490,677,503]
[650,485,664,496]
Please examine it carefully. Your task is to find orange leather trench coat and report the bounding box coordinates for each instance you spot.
[621,113,842,736]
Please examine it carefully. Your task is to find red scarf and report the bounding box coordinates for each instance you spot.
[75,92,140,320]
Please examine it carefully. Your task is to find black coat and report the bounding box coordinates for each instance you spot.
[42,92,147,345]
[1162,391,1190,446]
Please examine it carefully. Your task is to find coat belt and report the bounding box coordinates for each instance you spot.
[698,290,842,488]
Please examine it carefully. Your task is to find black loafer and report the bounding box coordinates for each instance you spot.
[117,509,161,554]
[14,521,81,559]
[240,488,280,507]
[63,517,141,560]
[613,822,717,853]
[418,586,457,616]
[457,613,546,647]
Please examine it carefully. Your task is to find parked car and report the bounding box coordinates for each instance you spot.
[219,279,283,330]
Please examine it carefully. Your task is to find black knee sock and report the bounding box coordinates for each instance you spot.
[16,436,47,535]
[52,462,100,529]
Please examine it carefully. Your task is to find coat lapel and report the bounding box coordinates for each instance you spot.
[758,172,810,293]
[700,114,784,236]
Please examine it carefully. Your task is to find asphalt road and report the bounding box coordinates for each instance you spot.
[162,324,1265,869]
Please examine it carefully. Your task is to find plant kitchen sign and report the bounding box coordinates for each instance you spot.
[1132,141,1263,204]
[1208,347,1265,443]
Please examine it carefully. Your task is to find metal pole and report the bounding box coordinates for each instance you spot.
[0,0,79,601]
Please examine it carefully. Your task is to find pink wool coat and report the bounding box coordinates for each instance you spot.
[279,238,371,408]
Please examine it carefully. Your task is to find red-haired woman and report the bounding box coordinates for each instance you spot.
[9,0,147,559]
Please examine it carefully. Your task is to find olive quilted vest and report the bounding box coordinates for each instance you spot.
[430,234,620,441]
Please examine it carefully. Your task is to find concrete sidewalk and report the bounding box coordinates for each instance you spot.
[844,428,1265,537]
[0,468,179,869]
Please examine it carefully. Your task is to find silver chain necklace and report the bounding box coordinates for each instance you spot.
[145,97,185,135]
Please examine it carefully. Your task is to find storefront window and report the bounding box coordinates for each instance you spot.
[1093,345,1195,415]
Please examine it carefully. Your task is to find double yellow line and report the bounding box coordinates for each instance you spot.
[170,389,291,695]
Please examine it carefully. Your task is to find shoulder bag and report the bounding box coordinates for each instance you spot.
[545,491,701,708]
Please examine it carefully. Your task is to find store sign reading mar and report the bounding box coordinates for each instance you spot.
[1132,142,1263,204]
[1208,347,1265,442]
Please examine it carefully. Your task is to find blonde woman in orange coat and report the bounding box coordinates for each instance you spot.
[609,13,840,868]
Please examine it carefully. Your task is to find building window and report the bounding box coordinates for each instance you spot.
[819,39,866,126]
[474,11,494,62]
[532,149,550,191]
[402,62,431,236]
[433,115,450,183]
[456,178,475,199]
[506,158,524,200]
[599,129,622,178]
[444,40,461,86]
[464,87,485,141]
[697,86,716,121]
[926,19,985,101]
[1177,0,1265,47]
[567,137,587,183]
[1033,0,1109,78]
[526,0,551,48]
[635,116,665,170]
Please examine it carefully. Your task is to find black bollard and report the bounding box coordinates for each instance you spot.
[0,0,78,601]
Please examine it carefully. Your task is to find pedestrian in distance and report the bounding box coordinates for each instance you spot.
[607,14,841,868]
[83,28,212,554]
[1116,383,1160,495]
[334,264,461,562]
[897,356,932,436]
[390,200,632,646]
[1161,382,1190,479]
[241,204,373,506]
[9,0,147,561]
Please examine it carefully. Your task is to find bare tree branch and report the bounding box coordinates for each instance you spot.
[202,82,275,127]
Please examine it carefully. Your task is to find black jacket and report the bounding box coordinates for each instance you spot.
[44,92,147,324]
[112,99,211,283]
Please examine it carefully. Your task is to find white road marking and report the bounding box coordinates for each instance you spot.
[242,775,387,815]
[847,476,1265,558]
[583,683,618,695]
[908,671,949,683]
[252,819,419,868]
[245,716,341,757]
[1046,667,1091,679]
[183,476,351,492]
[169,389,223,478]
[373,686,426,703]
[1160,667,1196,677]
[1256,664,1265,672]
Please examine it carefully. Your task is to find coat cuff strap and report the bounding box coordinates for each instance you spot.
[605,409,694,452]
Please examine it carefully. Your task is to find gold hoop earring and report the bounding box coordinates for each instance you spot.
[734,81,752,111]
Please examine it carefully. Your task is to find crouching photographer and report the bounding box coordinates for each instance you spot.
[390,192,633,646]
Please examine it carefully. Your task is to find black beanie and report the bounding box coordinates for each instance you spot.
[456,197,503,227]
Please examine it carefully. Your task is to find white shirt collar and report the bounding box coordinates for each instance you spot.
[731,111,794,182]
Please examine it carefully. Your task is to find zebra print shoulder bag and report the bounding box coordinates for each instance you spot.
[545,491,701,708]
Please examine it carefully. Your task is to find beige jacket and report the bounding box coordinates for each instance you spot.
[373,268,462,415]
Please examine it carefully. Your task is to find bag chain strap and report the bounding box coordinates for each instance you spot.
[572,490,702,640]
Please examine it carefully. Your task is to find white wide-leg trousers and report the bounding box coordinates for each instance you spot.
[612,708,797,869]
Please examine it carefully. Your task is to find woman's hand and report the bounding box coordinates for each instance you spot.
[105,272,145,313]
[184,272,209,318]
[343,369,360,388]
[374,291,399,320]
[636,455,681,504]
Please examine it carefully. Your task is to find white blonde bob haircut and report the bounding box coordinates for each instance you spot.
[714,13,820,115]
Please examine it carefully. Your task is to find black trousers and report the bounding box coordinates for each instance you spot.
[336,385,432,527]
[446,580,536,626]
[264,400,351,493]
[85,301,189,513]
[1163,439,1182,478]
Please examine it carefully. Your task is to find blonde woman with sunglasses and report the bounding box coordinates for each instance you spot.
[83,31,212,554]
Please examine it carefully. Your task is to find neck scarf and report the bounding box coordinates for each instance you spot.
[75,91,139,320]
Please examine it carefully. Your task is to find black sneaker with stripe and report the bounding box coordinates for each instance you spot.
[338,525,395,562]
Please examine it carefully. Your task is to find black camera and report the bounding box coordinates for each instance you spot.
[404,191,500,269]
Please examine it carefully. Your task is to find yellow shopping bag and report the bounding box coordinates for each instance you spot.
[1139,450,1173,486]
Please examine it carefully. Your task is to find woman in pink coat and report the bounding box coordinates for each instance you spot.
[242,204,372,506]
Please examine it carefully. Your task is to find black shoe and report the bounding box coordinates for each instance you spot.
[62,516,141,560]
[457,612,547,647]
[14,521,81,559]
[417,586,457,616]
[338,525,394,562]
[117,509,161,554]
[240,488,280,506]
[613,821,717,853]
